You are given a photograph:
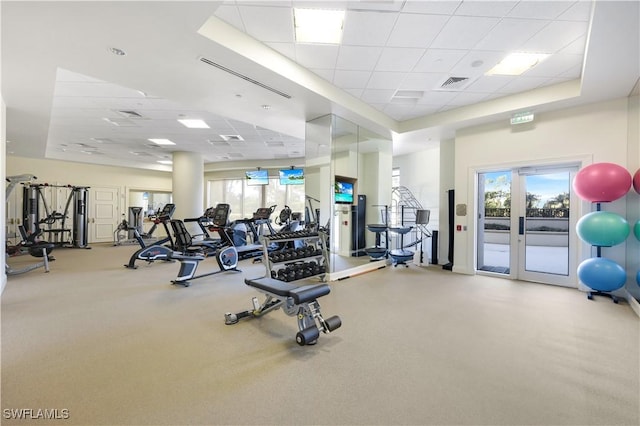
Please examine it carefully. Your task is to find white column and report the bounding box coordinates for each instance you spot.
[172,151,203,234]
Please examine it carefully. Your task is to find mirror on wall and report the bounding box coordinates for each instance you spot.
[128,190,173,218]
[305,114,392,278]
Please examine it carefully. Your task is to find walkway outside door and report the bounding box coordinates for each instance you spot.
[477,165,578,287]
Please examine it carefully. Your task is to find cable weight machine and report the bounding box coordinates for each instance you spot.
[23,183,90,249]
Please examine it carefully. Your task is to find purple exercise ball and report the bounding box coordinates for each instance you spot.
[573,163,631,202]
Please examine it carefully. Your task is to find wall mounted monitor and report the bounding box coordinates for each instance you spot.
[279,168,304,185]
[335,180,354,204]
[245,169,269,186]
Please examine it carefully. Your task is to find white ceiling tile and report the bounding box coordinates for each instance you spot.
[341,11,398,46]
[498,76,550,94]
[309,68,335,82]
[402,1,461,15]
[336,46,383,70]
[265,42,297,60]
[446,91,490,106]
[333,70,372,88]
[430,16,500,49]
[413,49,467,73]
[366,71,407,89]
[295,44,339,69]
[454,1,518,18]
[347,0,404,12]
[214,4,245,32]
[473,18,550,51]
[375,47,424,72]
[361,89,395,103]
[559,35,587,55]
[386,13,449,48]
[417,90,459,105]
[449,50,506,77]
[399,73,445,91]
[557,1,593,21]
[521,20,589,53]
[466,75,514,93]
[525,53,583,78]
[383,104,415,120]
[343,88,364,98]
[238,5,294,42]
[507,1,574,20]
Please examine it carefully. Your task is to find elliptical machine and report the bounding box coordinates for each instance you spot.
[124,203,176,269]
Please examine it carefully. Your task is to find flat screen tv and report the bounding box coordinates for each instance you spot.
[245,169,269,186]
[335,180,354,204]
[279,168,304,185]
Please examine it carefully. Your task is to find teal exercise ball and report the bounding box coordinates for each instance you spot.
[576,211,629,247]
[634,220,640,241]
[578,258,626,292]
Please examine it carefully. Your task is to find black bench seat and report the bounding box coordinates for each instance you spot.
[244,277,330,304]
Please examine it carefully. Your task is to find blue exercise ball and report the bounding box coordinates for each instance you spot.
[636,270,640,286]
[577,257,626,292]
[576,211,629,247]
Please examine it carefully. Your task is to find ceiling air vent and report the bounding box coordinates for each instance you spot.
[199,57,292,99]
[220,134,244,142]
[436,76,474,91]
[115,110,146,119]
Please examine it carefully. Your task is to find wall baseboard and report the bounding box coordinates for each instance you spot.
[623,289,640,319]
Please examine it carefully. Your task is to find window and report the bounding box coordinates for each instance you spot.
[207,177,305,223]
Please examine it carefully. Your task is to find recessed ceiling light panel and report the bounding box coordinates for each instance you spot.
[485,53,550,76]
[148,138,176,145]
[294,8,345,44]
[178,119,209,129]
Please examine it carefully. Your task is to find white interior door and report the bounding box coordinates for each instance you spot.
[90,187,120,243]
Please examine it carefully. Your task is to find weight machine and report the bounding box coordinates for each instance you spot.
[23,183,90,249]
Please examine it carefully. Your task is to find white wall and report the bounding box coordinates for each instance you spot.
[393,145,442,262]
[7,156,172,220]
[625,89,640,300]
[453,98,633,288]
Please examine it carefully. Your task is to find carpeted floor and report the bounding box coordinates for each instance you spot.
[2,244,639,425]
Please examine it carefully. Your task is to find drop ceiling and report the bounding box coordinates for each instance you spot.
[2,1,638,171]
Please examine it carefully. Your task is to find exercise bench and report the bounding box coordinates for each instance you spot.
[224,277,342,346]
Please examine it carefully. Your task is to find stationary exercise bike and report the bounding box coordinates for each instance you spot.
[124,203,176,269]
[167,205,241,287]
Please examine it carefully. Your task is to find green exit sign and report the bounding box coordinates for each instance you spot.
[510,111,535,125]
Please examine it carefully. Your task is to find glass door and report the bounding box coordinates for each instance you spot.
[477,170,512,275]
[477,165,578,287]
[517,167,577,286]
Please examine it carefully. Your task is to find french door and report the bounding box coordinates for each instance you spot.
[477,165,578,287]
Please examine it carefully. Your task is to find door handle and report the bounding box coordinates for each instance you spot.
[519,217,524,235]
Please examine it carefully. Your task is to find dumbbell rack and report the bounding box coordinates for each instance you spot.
[261,231,329,283]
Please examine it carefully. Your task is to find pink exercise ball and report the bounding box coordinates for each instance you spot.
[633,168,640,194]
[573,163,631,202]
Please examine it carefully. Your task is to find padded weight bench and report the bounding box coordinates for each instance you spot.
[225,277,341,346]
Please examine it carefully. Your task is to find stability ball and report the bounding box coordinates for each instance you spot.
[577,257,626,292]
[573,163,631,202]
[634,168,640,194]
[576,211,630,246]
[636,270,640,287]
[634,220,640,241]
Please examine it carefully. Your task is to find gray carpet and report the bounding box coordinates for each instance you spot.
[2,244,639,425]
